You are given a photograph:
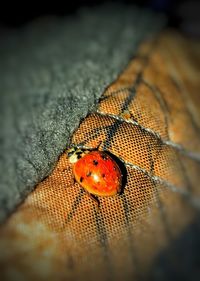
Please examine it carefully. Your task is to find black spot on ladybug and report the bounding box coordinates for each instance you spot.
[102,173,105,178]
[86,171,92,177]
[67,150,75,157]
[93,160,98,166]
[80,177,84,182]
[76,151,83,159]
[101,154,108,160]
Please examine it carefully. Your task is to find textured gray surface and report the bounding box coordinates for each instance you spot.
[0,4,165,222]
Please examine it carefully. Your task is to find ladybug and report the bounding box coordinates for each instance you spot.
[67,146,122,205]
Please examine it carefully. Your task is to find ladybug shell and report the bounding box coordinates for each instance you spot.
[73,151,122,196]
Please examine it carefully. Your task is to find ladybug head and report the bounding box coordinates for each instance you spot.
[67,146,89,164]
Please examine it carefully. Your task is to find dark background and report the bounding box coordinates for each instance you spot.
[0,0,199,37]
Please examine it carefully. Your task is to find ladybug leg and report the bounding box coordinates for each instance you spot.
[70,176,76,186]
[85,190,100,208]
[96,141,102,150]
[60,167,71,173]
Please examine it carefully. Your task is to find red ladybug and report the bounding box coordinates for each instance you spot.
[67,146,122,204]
